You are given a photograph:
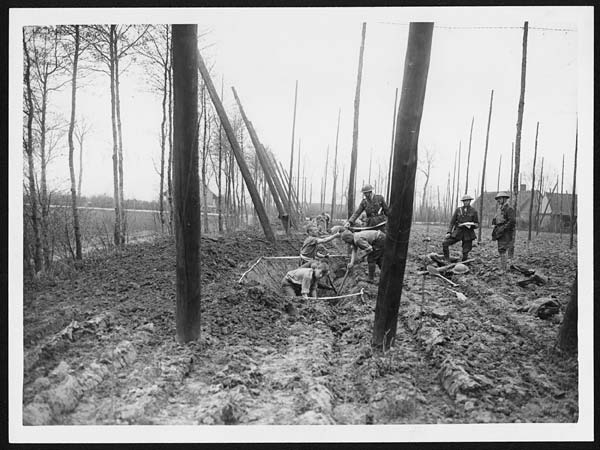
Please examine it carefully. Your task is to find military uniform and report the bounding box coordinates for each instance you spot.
[348,194,389,227]
[349,229,386,281]
[442,205,479,261]
[492,202,516,253]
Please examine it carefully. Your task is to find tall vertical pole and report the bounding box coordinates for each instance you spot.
[464,116,474,195]
[451,150,457,214]
[296,138,301,214]
[569,119,577,249]
[527,121,539,242]
[512,22,529,216]
[173,24,201,343]
[387,87,399,200]
[478,89,494,243]
[330,109,341,221]
[322,145,329,211]
[348,22,367,218]
[509,142,514,197]
[497,154,502,191]
[455,141,461,207]
[288,80,298,232]
[560,154,565,238]
[373,22,433,350]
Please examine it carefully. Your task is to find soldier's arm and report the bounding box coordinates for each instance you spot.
[348,200,365,224]
[316,232,340,244]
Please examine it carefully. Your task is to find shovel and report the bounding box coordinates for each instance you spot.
[426,265,458,287]
[338,266,353,294]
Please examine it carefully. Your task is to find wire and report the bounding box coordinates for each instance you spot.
[375,22,576,32]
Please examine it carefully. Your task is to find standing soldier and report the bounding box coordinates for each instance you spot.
[345,184,389,229]
[442,194,479,261]
[340,228,386,283]
[491,191,516,271]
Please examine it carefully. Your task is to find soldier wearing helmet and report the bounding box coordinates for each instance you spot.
[491,191,516,271]
[442,194,479,261]
[341,228,386,283]
[345,184,389,229]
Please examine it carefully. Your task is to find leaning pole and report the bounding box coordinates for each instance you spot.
[197,51,275,242]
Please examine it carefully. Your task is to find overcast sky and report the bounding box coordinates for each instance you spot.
[12,7,591,205]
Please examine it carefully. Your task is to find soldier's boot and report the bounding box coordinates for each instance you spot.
[462,252,469,262]
[500,253,507,271]
[368,263,376,282]
[442,245,450,261]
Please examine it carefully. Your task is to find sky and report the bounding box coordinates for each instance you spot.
[11,6,591,207]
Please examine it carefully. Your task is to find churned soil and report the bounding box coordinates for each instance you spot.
[21,225,578,426]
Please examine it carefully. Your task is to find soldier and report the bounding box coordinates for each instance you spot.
[299,225,341,267]
[442,194,479,261]
[345,184,389,228]
[491,191,516,271]
[281,261,329,299]
[340,228,386,283]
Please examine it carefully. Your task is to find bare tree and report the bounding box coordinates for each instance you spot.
[464,116,474,195]
[477,89,494,243]
[527,122,539,242]
[569,119,577,249]
[74,117,91,199]
[512,22,529,216]
[330,109,341,221]
[418,147,434,220]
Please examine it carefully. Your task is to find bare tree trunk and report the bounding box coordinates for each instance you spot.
[321,145,329,211]
[77,129,84,199]
[217,76,224,233]
[569,120,577,249]
[200,83,209,234]
[23,32,43,273]
[68,25,82,260]
[114,36,126,244]
[167,41,174,233]
[464,116,474,195]
[478,89,494,243]
[387,87,399,200]
[158,30,168,233]
[330,109,341,221]
[528,121,539,242]
[197,49,275,242]
[172,24,201,343]
[348,22,366,218]
[287,80,299,232]
[40,87,51,268]
[450,150,456,215]
[373,22,433,351]
[512,22,529,218]
[109,26,122,246]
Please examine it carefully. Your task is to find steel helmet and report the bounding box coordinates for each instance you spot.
[361,184,374,193]
[495,191,510,200]
[451,263,470,274]
[461,194,474,201]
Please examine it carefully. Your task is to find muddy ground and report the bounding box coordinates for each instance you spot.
[22,224,578,426]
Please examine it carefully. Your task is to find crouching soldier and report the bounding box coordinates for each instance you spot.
[281,262,329,299]
[442,194,479,261]
[299,225,341,267]
[340,229,386,283]
[491,191,516,271]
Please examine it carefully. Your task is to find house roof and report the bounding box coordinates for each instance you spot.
[473,190,544,219]
[545,192,577,216]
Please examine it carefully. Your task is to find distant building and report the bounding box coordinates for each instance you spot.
[473,184,576,231]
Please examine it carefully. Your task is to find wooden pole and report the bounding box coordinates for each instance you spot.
[197,49,275,242]
[478,89,494,243]
[455,141,461,207]
[535,156,544,235]
[560,153,565,238]
[497,154,502,191]
[288,80,298,232]
[387,87,399,200]
[217,76,224,233]
[348,22,367,219]
[527,121,539,242]
[373,22,433,351]
[451,150,457,214]
[569,119,577,249]
[509,142,514,197]
[330,109,341,221]
[296,137,301,215]
[464,116,474,195]
[173,25,201,343]
[322,145,329,211]
[231,86,289,229]
[512,22,529,217]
